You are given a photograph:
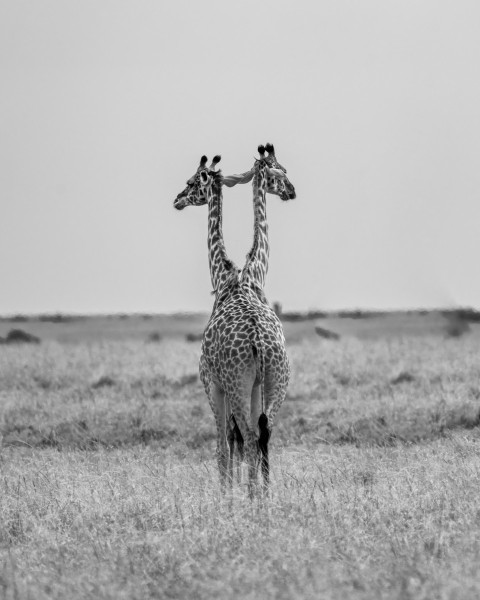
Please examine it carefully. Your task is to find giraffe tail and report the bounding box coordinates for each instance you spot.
[250,318,265,387]
[250,319,270,486]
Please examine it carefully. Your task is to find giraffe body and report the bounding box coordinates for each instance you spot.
[200,282,289,493]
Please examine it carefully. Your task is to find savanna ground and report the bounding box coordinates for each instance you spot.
[1,312,480,599]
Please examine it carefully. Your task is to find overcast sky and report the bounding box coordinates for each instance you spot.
[1,1,479,314]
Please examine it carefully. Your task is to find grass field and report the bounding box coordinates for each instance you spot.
[1,313,480,599]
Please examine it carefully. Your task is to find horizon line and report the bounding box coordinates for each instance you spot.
[1,305,479,320]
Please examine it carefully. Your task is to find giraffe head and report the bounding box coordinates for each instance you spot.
[257,143,296,201]
[223,143,296,201]
[174,155,222,210]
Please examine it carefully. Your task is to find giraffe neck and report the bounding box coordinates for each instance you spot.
[207,179,236,295]
[241,165,269,292]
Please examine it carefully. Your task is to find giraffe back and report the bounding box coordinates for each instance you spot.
[201,283,289,396]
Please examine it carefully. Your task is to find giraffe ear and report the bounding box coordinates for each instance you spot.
[222,168,255,187]
[266,166,286,179]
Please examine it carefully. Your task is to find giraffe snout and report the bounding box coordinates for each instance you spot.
[174,195,187,210]
[281,185,296,201]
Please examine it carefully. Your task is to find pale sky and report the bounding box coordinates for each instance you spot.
[1,0,480,314]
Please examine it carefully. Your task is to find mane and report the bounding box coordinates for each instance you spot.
[212,267,241,303]
[212,270,269,309]
[250,282,268,305]
[211,170,224,195]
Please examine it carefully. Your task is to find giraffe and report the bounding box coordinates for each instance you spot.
[222,143,296,487]
[173,146,296,496]
[231,142,296,297]
[174,154,243,488]
[174,155,239,296]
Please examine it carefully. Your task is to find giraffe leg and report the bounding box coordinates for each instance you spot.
[250,383,268,492]
[221,358,258,496]
[247,430,260,499]
[263,373,289,430]
[227,424,235,485]
[250,384,262,433]
[231,410,259,499]
[229,414,244,484]
[225,396,235,487]
[226,370,259,498]
[259,361,290,496]
[234,417,244,484]
[211,383,229,490]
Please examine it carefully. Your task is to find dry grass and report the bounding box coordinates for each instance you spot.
[1,325,480,599]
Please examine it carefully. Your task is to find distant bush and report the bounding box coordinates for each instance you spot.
[91,375,116,389]
[390,371,416,385]
[38,313,84,323]
[281,310,328,322]
[280,312,304,322]
[307,310,328,319]
[273,302,282,317]
[444,315,470,338]
[146,332,162,343]
[7,315,30,323]
[176,373,198,386]
[2,329,40,344]
[337,310,387,319]
[185,332,203,342]
[337,310,364,319]
[448,308,480,323]
[314,326,340,340]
